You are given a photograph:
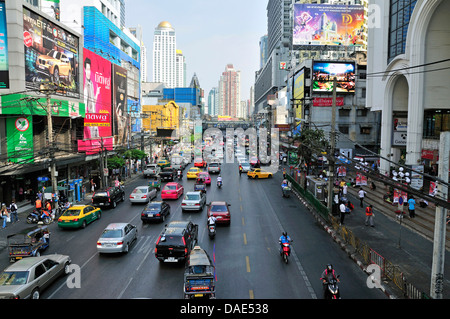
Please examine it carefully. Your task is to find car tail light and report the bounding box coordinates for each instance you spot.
[182,203,186,206]
[73,218,79,222]
[142,195,147,198]
[108,191,111,202]
[195,203,200,206]
[129,195,133,198]
[117,241,123,246]
[156,213,160,217]
[97,242,101,246]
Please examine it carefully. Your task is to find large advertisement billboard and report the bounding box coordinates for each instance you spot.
[0,0,9,89]
[112,64,128,147]
[23,7,79,97]
[7,116,34,164]
[77,49,113,155]
[312,61,355,93]
[293,4,365,47]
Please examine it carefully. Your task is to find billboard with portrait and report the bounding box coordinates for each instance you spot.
[23,7,79,97]
[312,61,355,93]
[293,4,365,47]
[77,48,113,155]
[112,64,128,147]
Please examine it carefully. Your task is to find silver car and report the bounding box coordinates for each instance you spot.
[181,191,206,212]
[129,186,157,204]
[207,162,221,174]
[0,254,71,299]
[240,162,251,172]
[97,223,138,254]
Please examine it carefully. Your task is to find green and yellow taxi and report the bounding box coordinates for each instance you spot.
[157,159,170,168]
[57,205,101,229]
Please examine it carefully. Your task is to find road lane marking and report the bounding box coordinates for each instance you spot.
[249,290,254,299]
[243,233,247,245]
[242,217,245,226]
[117,277,133,299]
[246,256,251,272]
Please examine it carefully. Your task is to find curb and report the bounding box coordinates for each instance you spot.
[291,187,398,299]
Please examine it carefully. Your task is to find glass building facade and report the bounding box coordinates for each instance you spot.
[388,0,417,63]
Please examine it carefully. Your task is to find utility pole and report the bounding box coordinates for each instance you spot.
[430,131,450,298]
[327,77,337,213]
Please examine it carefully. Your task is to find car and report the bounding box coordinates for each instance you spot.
[187,167,202,179]
[96,223,138,254]
[36,49,73,85]
[141,201,170,223]
[247,168,273,179]
[182,192,206,212]
[240,162,251,172]
[207,162,221,174]
[57,205,101,229]
[129,186,157,204]
[194,157,207,168]
[0,254,71,299]
[155,220,198,263]
[157,159,170,168]
[143,164,160,177]
[160,167,177,181]
[198,172,211,185]
[207,201,231,225]
[92,186,125,209]
[161,182,184,200]
[249,156,260,168]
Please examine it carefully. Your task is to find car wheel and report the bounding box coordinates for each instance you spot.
[81,220,87,229]
[31,288,40,299]
[63,262,71,275]
[124,243,129,253]
[121,194,125,202]
[112,201,117,209]
[97,212,101,219]
[269,174,273,178]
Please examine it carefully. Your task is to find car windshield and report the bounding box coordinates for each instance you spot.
[0,271,29,285]
[209,163,218,167]
[133,188,147,194]
[185,194,200,200]
[93,191,108,197]
[164,185,176,190]
[63,209,82,217]
[100,229,123,238]
[146,203,161,210]
[210,205,228,212]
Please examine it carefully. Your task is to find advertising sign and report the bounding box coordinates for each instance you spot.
[293,69,304,122]
[23,7,79,97]
[313,97,345,107]
[112,64,128,147]
[77,49,113,155]
[6,116,34,163]
[0,0,9,89]
[293,4,365,46]
[312,61,355,93]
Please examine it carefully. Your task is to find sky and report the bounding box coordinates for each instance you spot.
[124,0,268,102]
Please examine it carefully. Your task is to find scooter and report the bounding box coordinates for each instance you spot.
[177,171,182,180]
[26,210,52,225]
[279,240,293,264]
[217,180,222,188]
[325,275,341,299]
[208,223,216,239]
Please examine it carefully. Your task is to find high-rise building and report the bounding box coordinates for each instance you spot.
[208,87,219,116]
[152,21,176,88]
[176,50,186,87]
[218,64,241,117]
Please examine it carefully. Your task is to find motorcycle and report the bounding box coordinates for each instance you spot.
[217,180,223,188]
[57,202,72,218]
[177,171,182,180]
[282,186,291,198]
[208,223,216,239]
[26,210,52,225]
[279,240,293,264]
[325,275,341,299]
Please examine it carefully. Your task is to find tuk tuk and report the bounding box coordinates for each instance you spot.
[184,246,216,299]
[149,175,161,190]
[7,226,50,263]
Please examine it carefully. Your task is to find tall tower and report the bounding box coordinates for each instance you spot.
[218,64,241,117]
[176,50,186,87]
[152,21,176,88]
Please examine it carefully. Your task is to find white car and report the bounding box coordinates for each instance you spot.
[144,164,160,178]
[181,191,206,212]
[97,223,138,254]
[129,186,157,204]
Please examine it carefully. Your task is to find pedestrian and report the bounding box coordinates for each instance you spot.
[81,185,86,201]
[408,196,416,218]
[9,200,19,223]
[0,204,9,229]
[358,188,366,207]
[339,201,347,226]
[239,164,242,176]
[365,204,374,227]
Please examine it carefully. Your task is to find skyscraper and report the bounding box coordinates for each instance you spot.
[152,21,176,88]
[176,50,186,87]
[218,64,241,117]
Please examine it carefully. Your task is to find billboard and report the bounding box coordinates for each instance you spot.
[77,49,113,154]
[293,4,365,47]
[0,0,9,89]
[312,61,355,93]
[293,69,304,122]
[6,116,34,164]
[112,64,128,147]
[23,7,79,97]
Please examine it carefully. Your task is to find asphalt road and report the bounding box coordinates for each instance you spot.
[0,161,388,299]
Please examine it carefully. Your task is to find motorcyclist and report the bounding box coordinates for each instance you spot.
[239,164,243,176]
[177,169,182,179]
[208,215,217,228]
[217,175,223,186]
[320,264,340,299]
[278,232,291,255]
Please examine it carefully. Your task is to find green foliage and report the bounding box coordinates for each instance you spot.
[107,156,125,169]
[293,127,330,167]
[121,149,147,160]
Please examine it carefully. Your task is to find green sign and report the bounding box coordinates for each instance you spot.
[6,116,34,163]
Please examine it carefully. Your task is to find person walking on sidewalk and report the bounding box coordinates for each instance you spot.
[365,204,374,227]
[339,201,347,226]
[408,196,416,218]
[9,200,18,223]
[358,188,367,208]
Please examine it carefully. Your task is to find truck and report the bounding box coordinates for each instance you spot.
[144,164,160,178]
[160,167,177,182]
[171,155,185,170]
[184,246,216,299]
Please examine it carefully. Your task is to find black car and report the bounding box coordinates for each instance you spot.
[160,167,177,181]
[92,186,125,209]
[141,201,170,223]
[155,220,198,263]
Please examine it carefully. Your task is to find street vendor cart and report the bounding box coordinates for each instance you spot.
[149,175,161,191]
[7,226,50,263]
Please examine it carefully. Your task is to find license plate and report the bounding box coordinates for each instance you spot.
[99,203,104,206]
[195,294,203,297]
[147,213,154,217]
[216,216,222,219]
[165,257,176,262]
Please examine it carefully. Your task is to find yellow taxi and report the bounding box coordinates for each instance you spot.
[187,167,202,179]
[57,205,101,229]
[247,168,273,179]
[157,159,170,168]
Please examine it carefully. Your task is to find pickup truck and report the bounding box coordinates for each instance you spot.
[160,167,177,182]
[144,164,160,178]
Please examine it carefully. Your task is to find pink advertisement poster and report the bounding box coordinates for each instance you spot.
[78,48,113,155]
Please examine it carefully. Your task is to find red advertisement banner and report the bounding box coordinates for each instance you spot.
[313,97,345,107]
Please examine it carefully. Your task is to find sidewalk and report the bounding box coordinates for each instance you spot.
[287,170,450,299]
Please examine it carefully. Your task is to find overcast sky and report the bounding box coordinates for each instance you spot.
[125,0,268,102]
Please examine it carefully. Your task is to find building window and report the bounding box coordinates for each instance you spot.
[339,126,349,134]
[360,126,372,135]
[423,110,450,138]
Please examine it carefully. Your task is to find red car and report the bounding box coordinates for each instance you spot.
[198,172,211,185]
[161,182,184,200]
[207,201,231,225]
[194,157,207,167]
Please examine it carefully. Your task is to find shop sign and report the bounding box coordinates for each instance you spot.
[6,116,34,163]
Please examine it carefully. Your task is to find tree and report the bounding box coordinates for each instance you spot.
[107,156,125,169]
[292,126,330,171]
